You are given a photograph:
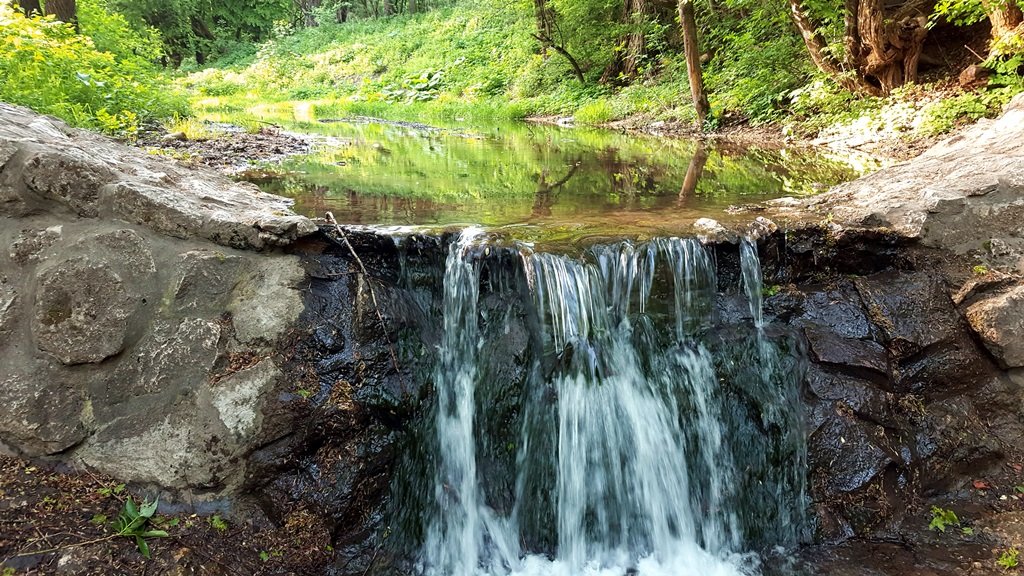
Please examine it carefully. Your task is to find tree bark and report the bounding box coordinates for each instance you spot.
[19,0,42,16]
[407,0,416,14]
[43,0,76,29]
[983,0,1023,50]
[677,0,710,127]
[623,0,651,79]
[788,0,927,95]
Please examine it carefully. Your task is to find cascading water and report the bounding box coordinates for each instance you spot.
[408,231,806,576]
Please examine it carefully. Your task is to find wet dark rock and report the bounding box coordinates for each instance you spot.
[805,327,888,375]
[854,273,958,358]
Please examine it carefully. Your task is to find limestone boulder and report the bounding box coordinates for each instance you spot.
[228,256,306,346]
[966,284,1024,368]
[32,257,139,365]
[170,249,245,315]
[21,146,116,217]
[9,225,62,264]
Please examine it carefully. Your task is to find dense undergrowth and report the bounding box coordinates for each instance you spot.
[0,1,186,137]
[177,0,1023,141]
[1,0,1022,142]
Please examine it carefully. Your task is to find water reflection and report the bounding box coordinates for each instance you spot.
[232,110,865,234]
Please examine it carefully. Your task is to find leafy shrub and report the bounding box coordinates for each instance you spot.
[574,99,615,124]
[0,2,187,136]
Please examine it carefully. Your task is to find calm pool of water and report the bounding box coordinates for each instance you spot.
[224,106,866,237]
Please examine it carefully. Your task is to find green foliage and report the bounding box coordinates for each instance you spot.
[919,88,1018,135]
[998,548,1020,569]
[208,514,229,532]
[929,506,960,532]
[574,99,615,124]
[114,496,169,558]
[0,2,187,136]
[97,482,126,497]
[930,0,988,27]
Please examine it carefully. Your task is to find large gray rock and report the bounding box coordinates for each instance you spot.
[22,146,116,217]
[785,94,1024,272]
[32,257,139,364]
[212,359,280,439]
[73,228,156,278]
[97,318,221,418]
[229,256,306,345]
[9,225,62,264]
[170,249,245,315]
[0,102,316,250]
[966,284,1024,368]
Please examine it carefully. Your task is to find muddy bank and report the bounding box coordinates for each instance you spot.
[137,123,312,173]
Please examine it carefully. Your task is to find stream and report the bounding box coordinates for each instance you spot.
[236,110,860,574]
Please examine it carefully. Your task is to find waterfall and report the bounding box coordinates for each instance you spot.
[414,233,804,576]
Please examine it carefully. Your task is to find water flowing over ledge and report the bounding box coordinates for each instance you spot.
[397,230,807,576]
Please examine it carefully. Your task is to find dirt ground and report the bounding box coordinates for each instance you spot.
[0,456,333,575]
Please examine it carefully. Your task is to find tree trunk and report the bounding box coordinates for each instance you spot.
[601,0,651,83]
[336,5,349,22]
[19,0,42,16]
[295,0,321,26]
[788,0,926,95]
[43,0,76,29]
[984,0,1023,50]
[407,0,416,14]
[623,0,651,79]
[677,0,710,128]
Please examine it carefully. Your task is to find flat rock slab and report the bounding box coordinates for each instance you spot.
[0,103,316,250]
[778,94,1024,272]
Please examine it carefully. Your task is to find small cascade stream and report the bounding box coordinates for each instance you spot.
[402,230,807,576]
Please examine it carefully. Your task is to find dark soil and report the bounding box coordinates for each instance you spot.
[0,456,333,575]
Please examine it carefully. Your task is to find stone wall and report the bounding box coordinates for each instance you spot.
[0,103,315,497]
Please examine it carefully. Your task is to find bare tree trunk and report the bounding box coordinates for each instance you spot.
[19,0,42,16]
[677,0,710,128]
[407,0,416,14]
[44,0,76,29]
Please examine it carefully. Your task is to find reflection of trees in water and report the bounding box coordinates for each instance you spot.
[678,145,708,206]
[532,160,582,218]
